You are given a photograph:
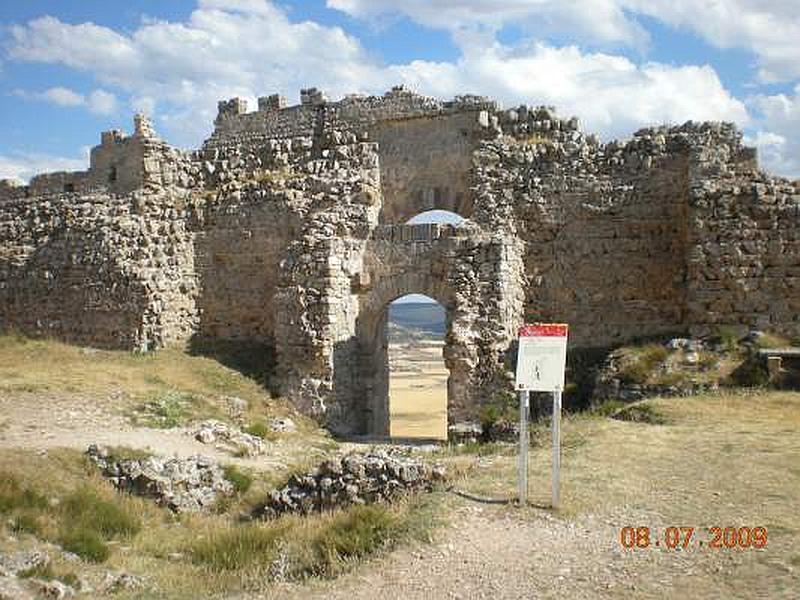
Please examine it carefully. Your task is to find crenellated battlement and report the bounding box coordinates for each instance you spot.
[1,83,798,436]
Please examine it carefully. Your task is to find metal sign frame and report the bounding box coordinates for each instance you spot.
[516,323,569,509]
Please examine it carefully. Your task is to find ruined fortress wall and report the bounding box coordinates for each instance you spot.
[193,201,294,342]
[522,153,691,348]
[369,113,479,223]
[687,175,800,338]
[474,126,692,348]
[0,191,198,350]
[2,87,799,433]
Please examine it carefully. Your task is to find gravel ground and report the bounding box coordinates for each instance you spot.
[255,501,794,600]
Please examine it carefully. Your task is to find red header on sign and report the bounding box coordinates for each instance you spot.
[519,323,569,337]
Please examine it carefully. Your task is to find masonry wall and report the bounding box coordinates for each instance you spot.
[520,151,691,348]
[687,173,800,338]
[192,200,296,342]
[369,113,481,223]
[2,87,799,435]
[0,190,197,350]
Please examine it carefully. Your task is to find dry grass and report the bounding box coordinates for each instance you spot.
[0,333,308,431]
[0,446,443,598]
[440,390,800,598]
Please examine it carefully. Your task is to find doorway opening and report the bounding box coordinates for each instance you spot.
[406,209,465,226]
[387,293,448,440]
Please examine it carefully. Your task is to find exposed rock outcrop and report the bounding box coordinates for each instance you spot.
[256,451,446,518]
[86,445,233,513]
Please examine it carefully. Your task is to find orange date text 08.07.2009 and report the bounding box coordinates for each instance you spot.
[619,526,767,549]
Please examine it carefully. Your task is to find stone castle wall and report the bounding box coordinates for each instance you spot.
[0,189,197,350]
[1,87,798,434]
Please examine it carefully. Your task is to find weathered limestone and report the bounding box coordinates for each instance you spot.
[1,87,798,435]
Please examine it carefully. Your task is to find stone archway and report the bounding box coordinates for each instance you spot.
[354,272,462,436]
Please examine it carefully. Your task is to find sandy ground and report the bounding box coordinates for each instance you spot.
[0,390,314,470]
[2,341,797,600]
[388,340,447,440]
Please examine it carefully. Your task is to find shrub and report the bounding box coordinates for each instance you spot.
[478,390,517,433]
[617,345,669,384]
[612,403,668,425]
[728,359,770,387]
[244,421,270,439]
[0,474,48,512]
[590,399,626,417]
[191,524,284,571]
[61,486,141,538]
[139,391,192,428]
[223,465,253,494]
[713,326,742,354]
[58,528,109,563]
[752,332,792,350]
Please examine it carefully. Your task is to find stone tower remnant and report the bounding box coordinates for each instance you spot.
[1,87,798,435]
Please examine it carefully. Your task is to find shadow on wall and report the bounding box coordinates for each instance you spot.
[187,336,279,397]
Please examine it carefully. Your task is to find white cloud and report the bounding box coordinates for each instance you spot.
[329,0,800,82]
[749,84,800,177]
[40,86,84,106]
[328,0,646,46]
[4,2,750,150]
[87,89,117,115]
[0,152,87,183]
[387,41,749,139]
[12,85,117,115]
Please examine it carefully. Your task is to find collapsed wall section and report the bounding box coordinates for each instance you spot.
[0,190,198,349]
[686,146,800,338]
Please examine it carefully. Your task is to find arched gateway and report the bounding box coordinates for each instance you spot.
[4,87,796,438]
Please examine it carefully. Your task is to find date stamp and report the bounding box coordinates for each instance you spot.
[619,526,767,549]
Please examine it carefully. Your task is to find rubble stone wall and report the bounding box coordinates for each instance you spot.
[687,165,800,339]
[1,87,798,435]
[0,189,197,350]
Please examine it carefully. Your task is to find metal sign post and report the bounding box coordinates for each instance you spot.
[515,323,569,509]
[552,389,562,509]
[518,389,529,505]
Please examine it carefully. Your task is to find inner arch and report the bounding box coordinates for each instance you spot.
[388,294,447,439]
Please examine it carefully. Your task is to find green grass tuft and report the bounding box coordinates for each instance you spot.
[0,474,49,512]
[191,524,284,572]
[223,465,253,494]
[58,527,110,563]
[313,504,399,564]
[611,402,669,425]
[244,421,270,439]
[617,344,669,384]
[10,510,43,535]
[61,486,141,538]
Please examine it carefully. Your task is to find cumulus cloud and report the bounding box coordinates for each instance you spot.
[39,86,84,106]
[12,85,118,115]
[388,42,749,139]
[328,0,647,46]
[3,1,750,150]
[0,152,87,183]
[329,0,800,82]
[748,85,800,177]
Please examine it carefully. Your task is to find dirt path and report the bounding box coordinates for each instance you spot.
[261,501,792,600]
[0,391,304,470]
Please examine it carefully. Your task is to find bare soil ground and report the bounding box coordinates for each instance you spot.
[389,339,447,440]
[266,390,800,600]
[1,335,798,599]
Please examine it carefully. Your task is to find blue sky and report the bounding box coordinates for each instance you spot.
[2,0,800,182]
